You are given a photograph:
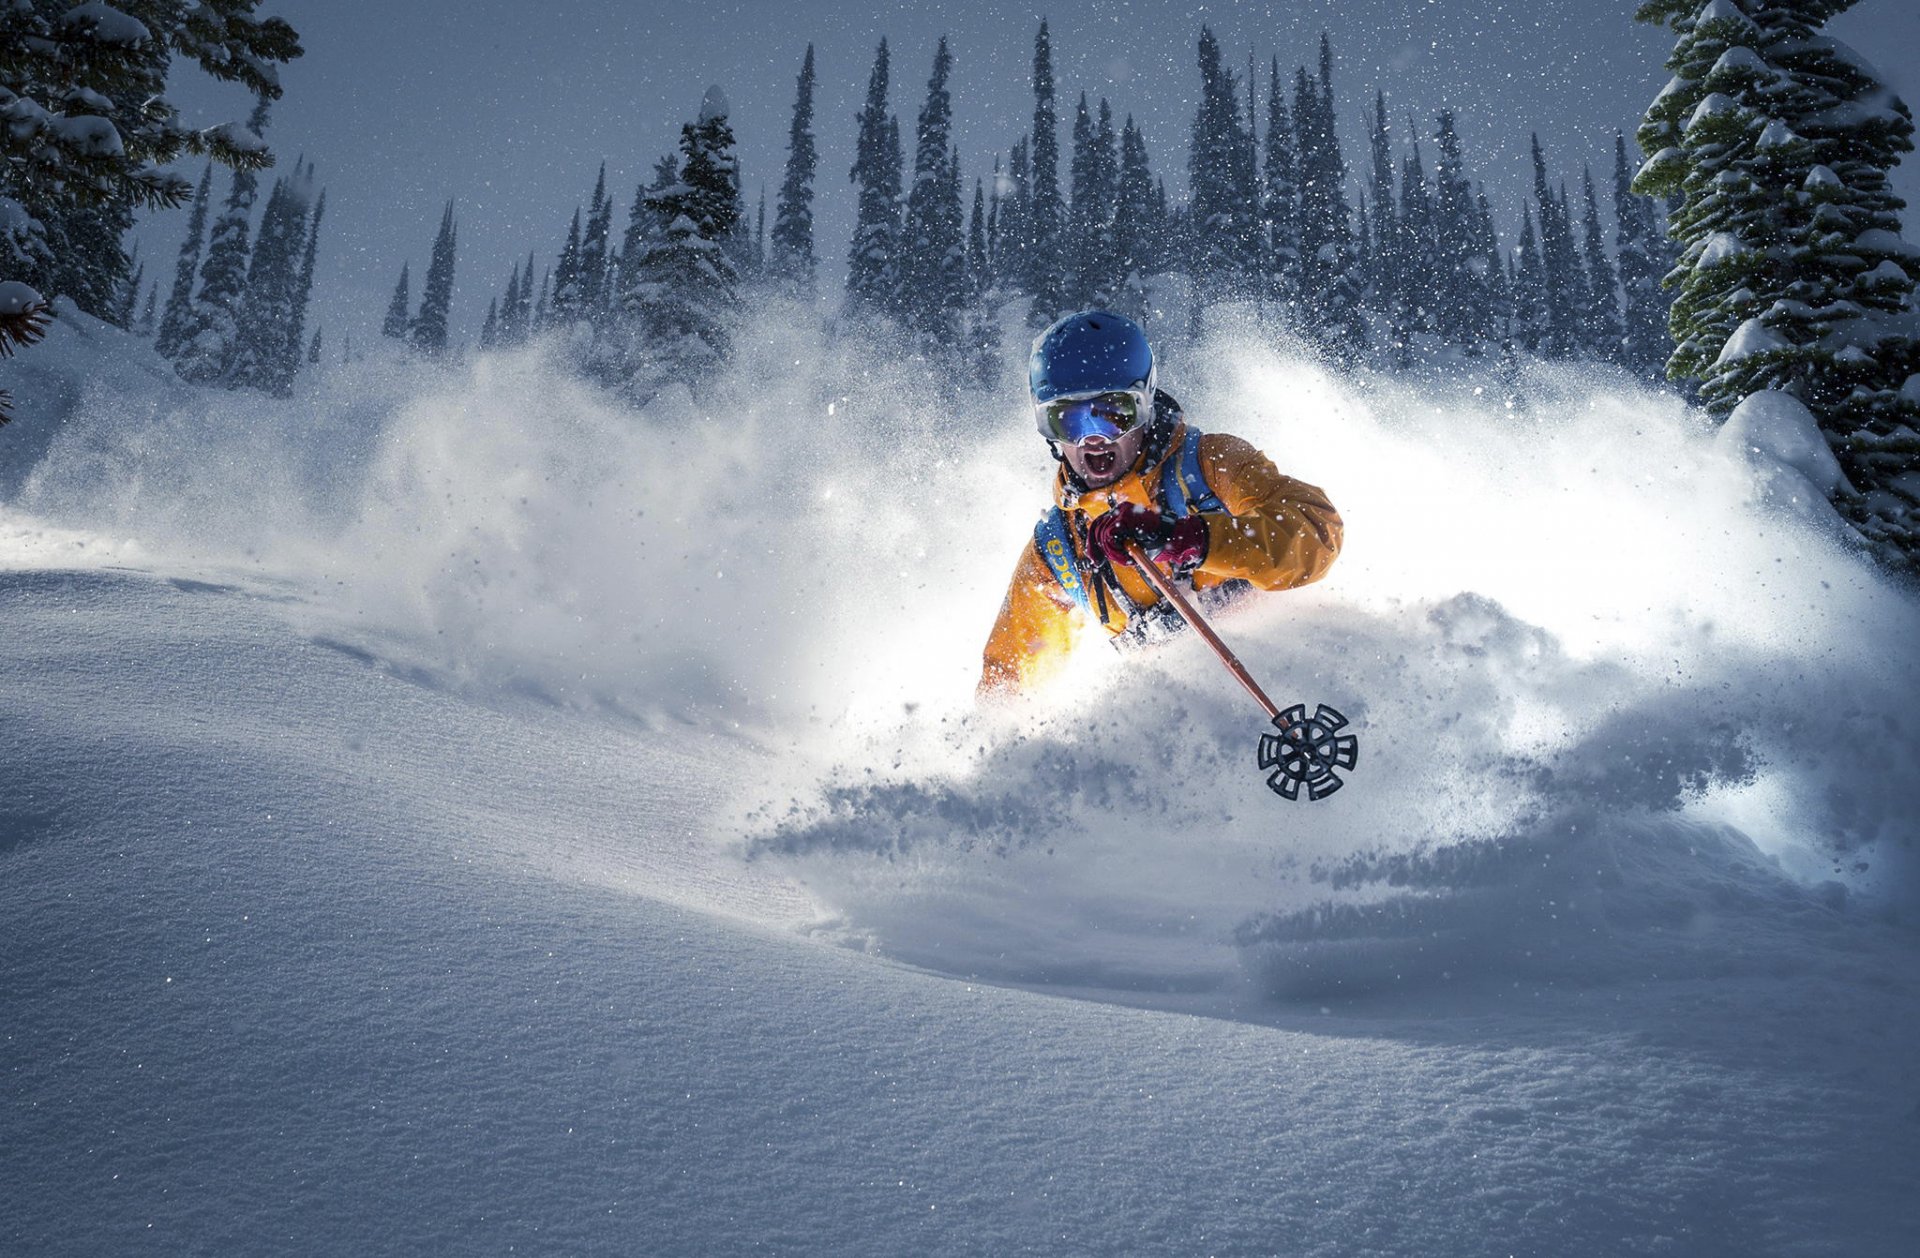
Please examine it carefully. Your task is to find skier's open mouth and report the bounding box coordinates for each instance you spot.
[1083,445,1118,479]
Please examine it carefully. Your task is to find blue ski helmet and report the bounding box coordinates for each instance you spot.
[1028,310,1156,440]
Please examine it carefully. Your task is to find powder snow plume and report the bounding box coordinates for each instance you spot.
[3,305,1915,1007]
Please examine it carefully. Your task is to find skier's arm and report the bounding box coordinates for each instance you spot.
[1191,433,1342,590]
[978,542,1080,697]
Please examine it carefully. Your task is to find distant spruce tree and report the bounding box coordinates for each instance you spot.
[226,171,300,388]
[1365,94,1401,332]
[1470,188,1508,354]
[1529,135,1582,358]
[410,201,457,355]
[550,206,584,324]
[1398,136,1437,347]
[1066,95,1120,309]
[1114,115,1158,318]
[1187,28,1260,300]
[155,165,213,359]
[1293,38,1365,357]
[996,137,1032,293]
[1511,206,1547,354]
[1636,0,1920,567]
[1430,112,1480,348]
[381,264,410,340]
[626,87,745,391]
[279,186,323,392]
[1578,166,1625,362]
[900,38,968,343]
[1260,62,1300,315]
[1025,20,1067,325]
[1613,134,1671,379]
[846,40,904,320]
[769,45,818,296]
[579,165,613,317]
[176,95,271,382]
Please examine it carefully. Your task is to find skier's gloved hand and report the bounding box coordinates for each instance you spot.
[1087,503,1209,571]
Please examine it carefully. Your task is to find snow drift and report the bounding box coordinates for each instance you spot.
[3,301,1915,1009]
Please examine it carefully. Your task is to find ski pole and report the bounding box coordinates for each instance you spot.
[1124,542,1358,801]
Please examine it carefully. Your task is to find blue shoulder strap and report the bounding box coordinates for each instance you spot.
[1033,507,1095,616]
[1160,427,1224,518]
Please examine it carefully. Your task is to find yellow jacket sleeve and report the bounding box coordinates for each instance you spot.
[1190,433,1343,591]
[978,538,1080,697]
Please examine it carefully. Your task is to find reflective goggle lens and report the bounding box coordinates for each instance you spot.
[1039,391,1144,443]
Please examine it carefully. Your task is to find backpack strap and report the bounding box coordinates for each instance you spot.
[1158,426,1224,519]
[1033,507,1095,618]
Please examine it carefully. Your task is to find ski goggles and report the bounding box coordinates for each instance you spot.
[1035,389,1150,444]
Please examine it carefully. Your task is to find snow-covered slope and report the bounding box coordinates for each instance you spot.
[4,310,1917,1254]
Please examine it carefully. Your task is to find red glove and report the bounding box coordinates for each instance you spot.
[1086,503,1210,571]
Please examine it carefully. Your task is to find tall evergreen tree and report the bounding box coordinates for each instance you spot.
[227,171,306,389]
[1293,38,1365,356]
[846,40,904,319]
[280,186,323,392]
[1578,165,1624,361]
[1511,206,1547,354]
[381,263,410,339]
[624,87,744,390]
[1530,135,1581,357]
[579,165,613,315]
[410,201,457,355]
[177,95,271,382]
[1430,112,1479,346]
[1260,61,1300,314]
[1613,133,1670,378]
[1636,0,1920,566]
[1397,136,1437,358]
[900,38,968,342]
[1026,20,1067,324]
[154,165,213,359]
[1066,95,1121,309]
[997,137,1032,292]
[1114,116,1158,317]
[1366,93,1401,327]
[551,207,583,323]
[1470,188,1508,354]
[769,45,819,295]
[1187,28,1260,300]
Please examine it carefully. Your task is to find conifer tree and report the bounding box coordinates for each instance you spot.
[1026,21,1067,324]
[579,165,613,315]
[967,179,991,297]
[1530,135,1581,357]
[1636,0,1920,565]
[383,265,409,339]
[176,95,271,382]
[1512,207,1547,354]
[1430,112,1479,346]
[900,38,968,343]
[480,299,498,349]
[1066,95,1121,309]
[770,45,818,295]
[1293,38,1365,357]
[1114,116,1158,317]
[1579,166,1624,361]
[1470,189,1508,354]
[410,201,457,355]
[624,87,744,390]
[1260,61,1300,314]
[997,138,1032,292]
[1613,133,1670,378]
[227,171,305,389]
[1366,94,1401,328]
[847,40,904,320]
[279,186,322,391]
[551,207,583,323]
[1187,28,1260,300]
[155,165,213,359]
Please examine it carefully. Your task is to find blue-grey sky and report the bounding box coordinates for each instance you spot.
[139,0,1920,353]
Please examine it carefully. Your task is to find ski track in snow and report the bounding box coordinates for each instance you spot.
[3,307,1919,1253]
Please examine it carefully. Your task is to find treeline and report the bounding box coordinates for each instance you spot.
[462,25,1683,396]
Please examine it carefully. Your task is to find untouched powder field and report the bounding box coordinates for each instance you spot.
[4,307,1918,1255]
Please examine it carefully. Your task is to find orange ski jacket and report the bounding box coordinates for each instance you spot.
[979,401,1342,696]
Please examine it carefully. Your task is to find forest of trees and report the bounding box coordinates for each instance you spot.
[3,4,1917,569]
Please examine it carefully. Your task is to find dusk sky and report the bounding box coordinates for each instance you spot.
[139,0,1920,354]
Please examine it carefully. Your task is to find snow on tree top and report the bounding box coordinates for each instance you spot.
[1696,0,1756,29]
[1713,316,1789,368]
[0,281,46,316]
[60,3,152,47]
[1756,121,1799,150]
[699,86,730,123]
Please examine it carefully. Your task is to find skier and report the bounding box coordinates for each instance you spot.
[980,310,1342,696]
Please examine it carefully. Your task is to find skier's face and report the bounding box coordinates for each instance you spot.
[1061,425,1147,489]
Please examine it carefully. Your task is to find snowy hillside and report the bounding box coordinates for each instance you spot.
[4,308,1918,1254]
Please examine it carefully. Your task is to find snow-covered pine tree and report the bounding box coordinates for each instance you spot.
[899,38,968,345]
[1397,136,1437,359]
[0,0,299,359]
[1613,133,1672,378]
[769,44,818,296]
[176,94,272,383]
[846,40,904,321]
[278,185,322,393]
[410,201,457,355]
[1636,0,1920,567]
[227,171,305,390]
[1026,21,1067,325]
[1187,28,1260,303]
[1293,39,1366,358]
[1430,112,1479,348]
[579,165,613,317]
[1261,61,1300,315]
[967,179,990,297]
[996,137,1032,293]
[1578,166,1625,362]
[1529,136,1581,358]
[155,165,213,359]
[1114,115,1158,318]
[1366,94,1401,334]
[1066,95,1121,310]
[625,86,745,392]
[1512,206,1547,354]
[382,264,409,339]
[1470,188,1508,355]
[550,207,583,324]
